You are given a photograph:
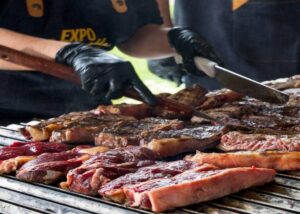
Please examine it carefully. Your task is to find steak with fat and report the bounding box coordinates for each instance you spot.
[124,167,276,212]
[61,146,159,196]
[186,151,300,171]
[99,160,209,203]
[219,131,300,152]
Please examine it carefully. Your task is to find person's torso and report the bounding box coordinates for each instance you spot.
[175,0,300,88]
[0,0,162,50]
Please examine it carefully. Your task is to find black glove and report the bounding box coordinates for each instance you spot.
[55,43,157,105]
[147,57,185,86]
[168,27,223,76]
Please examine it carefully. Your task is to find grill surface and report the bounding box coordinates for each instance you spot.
[0,124,299,214]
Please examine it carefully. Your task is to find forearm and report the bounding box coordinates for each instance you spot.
[0,28,67,70]
[118,25,174,59]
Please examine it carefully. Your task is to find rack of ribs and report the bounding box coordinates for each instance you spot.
[61,146,160,196]
[124,167,276,212]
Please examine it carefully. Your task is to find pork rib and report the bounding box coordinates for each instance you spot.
[124,167,276,212]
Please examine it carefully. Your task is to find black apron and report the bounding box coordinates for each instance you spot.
[0,0,162,119]
[175,0,300,90]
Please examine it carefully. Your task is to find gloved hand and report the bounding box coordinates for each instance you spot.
[147,57,185,86]
[168,27,223,76]
[55,43,157,105]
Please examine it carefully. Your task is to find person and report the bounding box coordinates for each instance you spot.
[149,0,300,90]
[0,0,221,124]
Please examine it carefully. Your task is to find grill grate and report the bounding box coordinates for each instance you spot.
[0,124,299,214]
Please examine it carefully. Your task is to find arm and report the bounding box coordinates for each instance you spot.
[0,28,67,70]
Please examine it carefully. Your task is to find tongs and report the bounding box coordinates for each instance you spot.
[0,45,221,124]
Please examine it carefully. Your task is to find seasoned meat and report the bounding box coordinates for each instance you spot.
[61,146,159,196]
[186,151,300,171]
[124,167,275,212]
[219,131,300,152]
[95,118,184,148]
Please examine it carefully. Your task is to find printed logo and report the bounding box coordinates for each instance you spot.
[26,0,44,17]
[232,0,249,11]
[60,28,111,48]
[111,0,128,13]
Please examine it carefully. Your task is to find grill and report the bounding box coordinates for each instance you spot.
[0,124,299,214]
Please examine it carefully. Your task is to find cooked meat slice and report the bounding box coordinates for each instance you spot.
[152,85,207,119]
[99,160,208,203]
[263,75,300,90]
[124,167,276,212]
[16,146,108,184]
[0,156,36,174]
[186,151,300,171]
[95,118,184,148]
[92,104,151,119]
[219,131,300,152]
[144,125,225,157]
[24,111,135,142]
[61,146,159,196]
[198,89,243,110]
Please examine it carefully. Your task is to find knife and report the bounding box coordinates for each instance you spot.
[175,55,289,104]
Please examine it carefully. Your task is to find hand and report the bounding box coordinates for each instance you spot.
[168,27,223,76]
[55,43,157,105]
[147,57,185,86]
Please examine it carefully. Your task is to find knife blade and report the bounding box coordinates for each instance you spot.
[193,57,289,104]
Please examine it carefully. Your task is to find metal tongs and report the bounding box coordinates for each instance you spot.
[0,45,221,124]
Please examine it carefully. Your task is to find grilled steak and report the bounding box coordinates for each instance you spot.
[61,146,159,196]
[219,131,300,152]
[99,160,205,203]
[186,151,300,171]
[23,111,136,142]
[95,118,184,148]
[124,167,275,212]
[16,146,109,184]
[144,125,225,157]
[93,104,151,119]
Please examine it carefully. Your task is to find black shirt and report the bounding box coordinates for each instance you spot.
[0,0,162,119]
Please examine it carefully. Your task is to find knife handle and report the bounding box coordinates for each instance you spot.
[193,57,217,78]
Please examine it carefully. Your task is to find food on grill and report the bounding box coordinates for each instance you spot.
[144,125,225,157]
[23,111,136,142]
[93,103,151,119]
[16,146,109,184]
[61,146,159,196]
[124,167,276,212]
[99,161,215,203]
[219,131,300,152]
[0,142,69,174]
[152,85,207,119]
[186,151,300,171]
[95,118,184,148]
[198,89,243,110]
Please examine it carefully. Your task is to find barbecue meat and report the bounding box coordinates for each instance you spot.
[0,142,69,174]
[93,104,151,119]
[61,146,159,196]
[219,131,300,152]
[124,167,276,212]
[144,125,225,157]
[99,160,207,203]
[24,111,136,142]
[186,151,300,171]
[16,146,108,184]
[95,118,184,148]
